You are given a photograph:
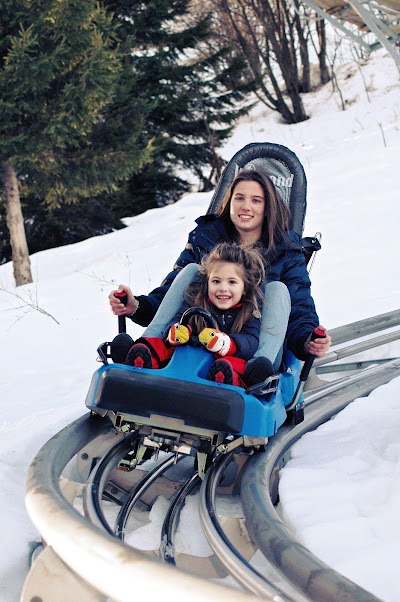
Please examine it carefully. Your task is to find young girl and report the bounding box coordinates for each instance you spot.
[125,242,273,388]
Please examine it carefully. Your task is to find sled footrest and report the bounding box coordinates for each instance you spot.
[246,374,280,400]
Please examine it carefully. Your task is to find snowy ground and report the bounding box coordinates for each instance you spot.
[0,47,399,601]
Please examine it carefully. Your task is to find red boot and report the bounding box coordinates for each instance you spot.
[125,343,155,368]
[206,358,245,388]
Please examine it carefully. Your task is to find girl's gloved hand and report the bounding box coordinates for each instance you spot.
[198,328,234,356]
[167,323,191,346]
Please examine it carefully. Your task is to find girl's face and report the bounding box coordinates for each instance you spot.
[229,180,265,243]
[207,261,245,310]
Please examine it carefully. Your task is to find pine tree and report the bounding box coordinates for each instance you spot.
[103,0,254,216]
[0,0,150,284]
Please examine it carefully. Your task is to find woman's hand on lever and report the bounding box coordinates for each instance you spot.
[109,285,138,317]
[304,325,331,357]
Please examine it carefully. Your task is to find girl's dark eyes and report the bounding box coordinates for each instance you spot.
[210,279,239,285]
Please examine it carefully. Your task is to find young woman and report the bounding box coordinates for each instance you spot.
[124,242,271,388]
[109,170,331,380]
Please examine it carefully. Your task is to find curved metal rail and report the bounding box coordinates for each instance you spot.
[193,356,400,602]
[24,413,262,602]
[114,453,181,540]
[24,362,399,601]
[160,471,201,564]
[239,358,400,602]
[199,450,292,601]
[24,311,400,601]
[84,431,139,533]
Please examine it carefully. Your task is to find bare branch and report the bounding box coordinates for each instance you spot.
[0,285,60,325]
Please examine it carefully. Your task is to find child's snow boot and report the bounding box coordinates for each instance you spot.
[207,358,243,387]
[126,343,155,368]
[243,357,275,386]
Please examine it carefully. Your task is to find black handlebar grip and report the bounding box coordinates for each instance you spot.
[114,291,128,306]
[300,326,327,382]
[114,291,128,334]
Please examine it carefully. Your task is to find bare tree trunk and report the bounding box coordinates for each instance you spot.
[216,0,309,123]
[316,18,330,85]
[1,162,33,286]
[293,0,311,92]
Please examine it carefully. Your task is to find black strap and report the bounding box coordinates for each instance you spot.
[301,236,321,264]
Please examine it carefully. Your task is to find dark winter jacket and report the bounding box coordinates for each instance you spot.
[132,215,319,360]
[163,300,261,361]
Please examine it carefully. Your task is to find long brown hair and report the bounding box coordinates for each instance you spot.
[216,170,290,256]
[185,242,265,334]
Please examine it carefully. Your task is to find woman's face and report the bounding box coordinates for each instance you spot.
[229,180,265,243]
[208,261,245,310]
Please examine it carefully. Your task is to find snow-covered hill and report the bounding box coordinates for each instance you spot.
[0,47,399,602]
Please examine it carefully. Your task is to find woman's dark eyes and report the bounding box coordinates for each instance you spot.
[234,196,263,203]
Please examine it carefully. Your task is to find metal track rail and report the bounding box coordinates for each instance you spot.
[114,453,181,541]
[24,414,262,602]
[83,431,139,533]
[160,471,201,564]
[199,450,293,601]
[240,359,400,602]
[196,360,400,602]
[24,365,398,601]
[23,310,400,601]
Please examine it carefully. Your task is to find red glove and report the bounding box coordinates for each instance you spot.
[198,328,235,356]
[167,323,191,346]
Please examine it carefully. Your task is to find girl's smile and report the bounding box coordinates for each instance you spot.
[208,261,245,310]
